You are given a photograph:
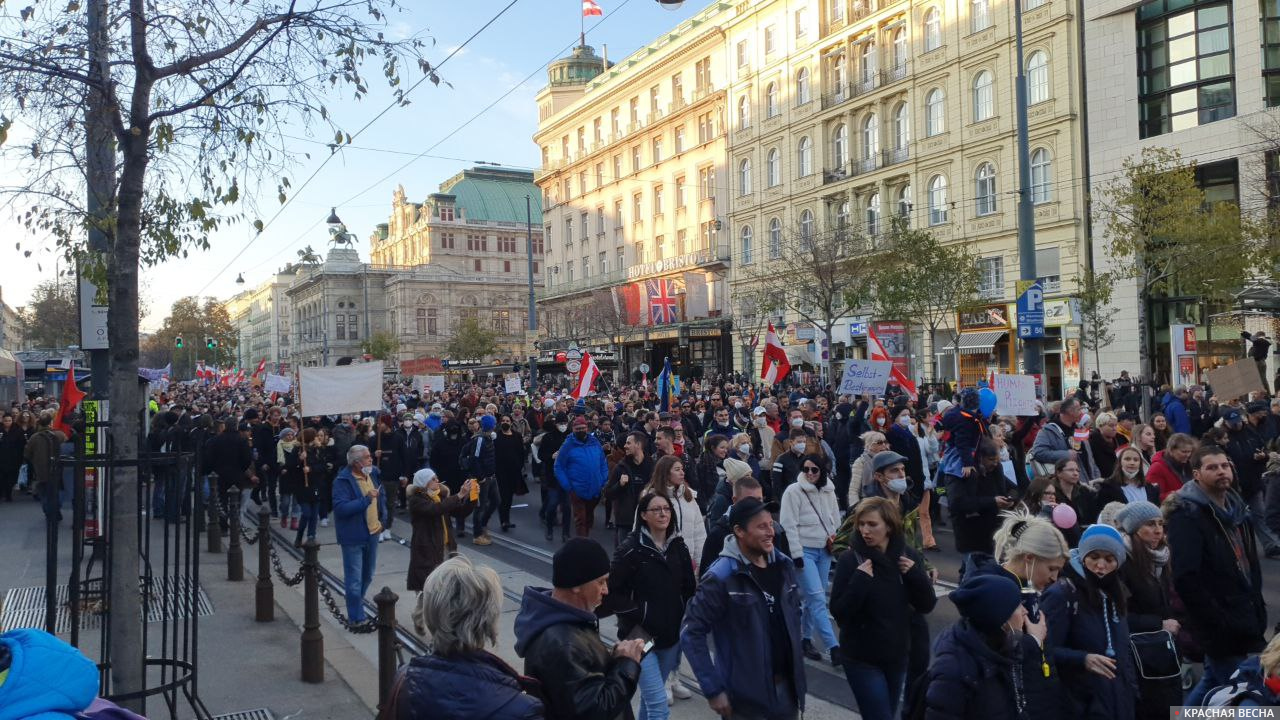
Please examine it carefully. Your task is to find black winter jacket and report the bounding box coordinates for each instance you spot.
[603,455,652,533]
[946,462,1011,555]
[606,529,696,649]
[513,587,640,720]
[393,650,543,720]
[829,533,937,668]
[923,620,1024,720]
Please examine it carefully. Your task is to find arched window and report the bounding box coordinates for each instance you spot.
[893,103,910,149]
[766,82,780,118]
[924,8,942,52]
[799,210,814,245]
[833,124,849,167]
[769,217,783,258]
[862,114,879,160]
[975,162,997,215]
[891,28,908,69]
[898,184,913,221]
[973,71,994,122]
[796,67,812,105]
[925,89,944,136]
[866,192,881,235]
[797,136,813,176]
[1027,51,1049,104]
[928,175,948,225]
[738,96,751,129]
[739,158,752,195]
[1031,148,1052,204]
[860,40,878,84]
[767,148,781,187]
[740,225,754,264]
[836,200,851,230]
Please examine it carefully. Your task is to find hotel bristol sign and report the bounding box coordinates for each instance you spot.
[627,249,717,281]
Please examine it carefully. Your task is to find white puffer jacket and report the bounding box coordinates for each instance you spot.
[779,474,841,557]
[669,485,706,572]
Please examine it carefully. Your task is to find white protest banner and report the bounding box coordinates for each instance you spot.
[413,374,446,393]
[504,374,522,394]
[263,373,292,393]
[299,363,383,416]
[837,359,893,396]
[993,374,1038,416]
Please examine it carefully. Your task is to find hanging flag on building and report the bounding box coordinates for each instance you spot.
[646,278,679,325]
[582,0,603,16]
[657,356,680,411]
[570,352,601,399]
[613,283,643,325]
[761,322,791,385]
[252,358,267,378]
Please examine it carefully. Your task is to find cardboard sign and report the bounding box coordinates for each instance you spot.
[1205,360,1265,402]
[837,359,893,396]
[263,373,292,393]
[993,374,1038,417]
[412,374,446,393]
[298,363,383,416]
[504,374,522,394]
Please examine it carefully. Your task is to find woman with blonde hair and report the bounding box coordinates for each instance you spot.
[1204,633,1280,706]
[849,431,890,508]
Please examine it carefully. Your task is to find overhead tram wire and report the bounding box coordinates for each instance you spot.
[195,0,524,296]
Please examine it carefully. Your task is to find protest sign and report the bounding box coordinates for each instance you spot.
[837,359,892,396]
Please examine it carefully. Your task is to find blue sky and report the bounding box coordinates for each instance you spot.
[0,0,703,329]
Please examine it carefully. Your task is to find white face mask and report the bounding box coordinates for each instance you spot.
[556,424,568,433]
[738,443,752,456]
[792,442,807,454]
[876,417,886,426]
[754,417,766,427]
[734,402,743,409]
[790,417,804,428]
[897,415,912,428]
[1122,468,1140,479]
[887,477,909,495]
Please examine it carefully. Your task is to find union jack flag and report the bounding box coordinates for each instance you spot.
[646,278,679,325]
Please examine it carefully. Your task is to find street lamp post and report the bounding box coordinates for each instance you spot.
[526,195,539,391]
[1013,0,1041,378]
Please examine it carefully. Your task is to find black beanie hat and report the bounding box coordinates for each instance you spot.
[552,538,611,589]
[948,574,1022,633]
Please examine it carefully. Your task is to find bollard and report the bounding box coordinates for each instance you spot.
[255,506,274,622]
[374,587,400,713]
[227,492,244,582]
[206,485,222,554]
[300,539,324,683]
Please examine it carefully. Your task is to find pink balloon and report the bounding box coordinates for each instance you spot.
[1052,503,1077,530]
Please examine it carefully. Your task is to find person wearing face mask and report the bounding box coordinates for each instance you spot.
[749,406,777,466]
[432,418,471,539]
[397,412,427,478]
[694,436,730,515]
[770,430,811,502]
[948,439,1015,557]
[922,573,1049,720]
[779,457,843,667]
[554,415,609,539]
[885,408,926,493]
[1039,524,1137,719]
[729,431,761,477]
[405,468,476,633]
[494,416,527,533]
[460,415,499,546]
[538,413,571,542]
[1095,446,1159,508]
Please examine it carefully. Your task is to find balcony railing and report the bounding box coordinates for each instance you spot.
[883,146,909,166]
[823,165,849,184]
[882,63,909,85]
[854,155,880,175]
[852,73,881,97]
[821,86,850,109]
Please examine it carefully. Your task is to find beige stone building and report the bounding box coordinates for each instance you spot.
[226,268,297,374]
[534,9,736,379]
[726,0,1090,393]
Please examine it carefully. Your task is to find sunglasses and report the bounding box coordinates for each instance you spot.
[804,466,821,474]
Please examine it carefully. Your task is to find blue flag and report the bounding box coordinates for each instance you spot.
[657,357,680,412]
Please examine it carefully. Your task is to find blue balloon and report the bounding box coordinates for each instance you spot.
[978,387,998,417]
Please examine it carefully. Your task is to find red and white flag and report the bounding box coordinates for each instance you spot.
[252,358,267,378]
[868,326,919,400]
[235,369,247,385]
[571,352,601,399]
[582,0,603,16]
[760,322,791,385]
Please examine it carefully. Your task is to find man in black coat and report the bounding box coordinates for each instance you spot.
[1169,445,1267,705]
[513,538,642,720]
[206,419,255,529]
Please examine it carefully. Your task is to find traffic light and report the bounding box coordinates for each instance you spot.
[205,337,218,350]
[175,336,183,349]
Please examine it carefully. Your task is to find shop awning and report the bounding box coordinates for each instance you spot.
[936,331,1007,355]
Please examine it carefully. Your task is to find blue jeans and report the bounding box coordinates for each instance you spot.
[340,535,379,623]
[1187,653,1245,706]
[797,546,838,651]
[279,492,298,521]
[843,659,906,720]
[296,502,319,541]
[543,484,571,535]
[636,644,682,720]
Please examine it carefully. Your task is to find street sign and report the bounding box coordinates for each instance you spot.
[1015,280,1045,339]
[850,321,868,337]
[566,359,582,373]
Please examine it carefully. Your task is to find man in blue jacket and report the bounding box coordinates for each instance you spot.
[332,444,387,624]
[682,497,806,720]
[554,414,609,538]
[1162,387,1192,435]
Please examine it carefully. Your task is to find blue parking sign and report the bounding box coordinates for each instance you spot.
[1016,281,1045,339]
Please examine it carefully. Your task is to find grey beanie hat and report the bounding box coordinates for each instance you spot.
[1116,501,1163,536]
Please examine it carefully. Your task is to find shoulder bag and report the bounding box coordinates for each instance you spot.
[1129,629,1181,680]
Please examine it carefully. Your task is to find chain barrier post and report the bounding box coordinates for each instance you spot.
[255,506,274,622]
[300,539,324,683]
[206,479,223,553]
[374,587,400,713]
[227,490,244,582]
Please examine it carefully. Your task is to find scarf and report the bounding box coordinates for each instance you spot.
[429,487,451,548]
[1150,545,1170,579]
[355,467,383,535]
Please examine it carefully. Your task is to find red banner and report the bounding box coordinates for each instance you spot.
[400,356,444,375]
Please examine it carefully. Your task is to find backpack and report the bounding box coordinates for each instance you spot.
[1204,680,1266,707]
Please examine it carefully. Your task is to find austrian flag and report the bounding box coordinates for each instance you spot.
[760,322,791,385]
[583,0,603,17]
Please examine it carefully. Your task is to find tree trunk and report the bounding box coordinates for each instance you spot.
[1137,287,1152,422]
[823,320,837,388]
[106,83,151,710]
